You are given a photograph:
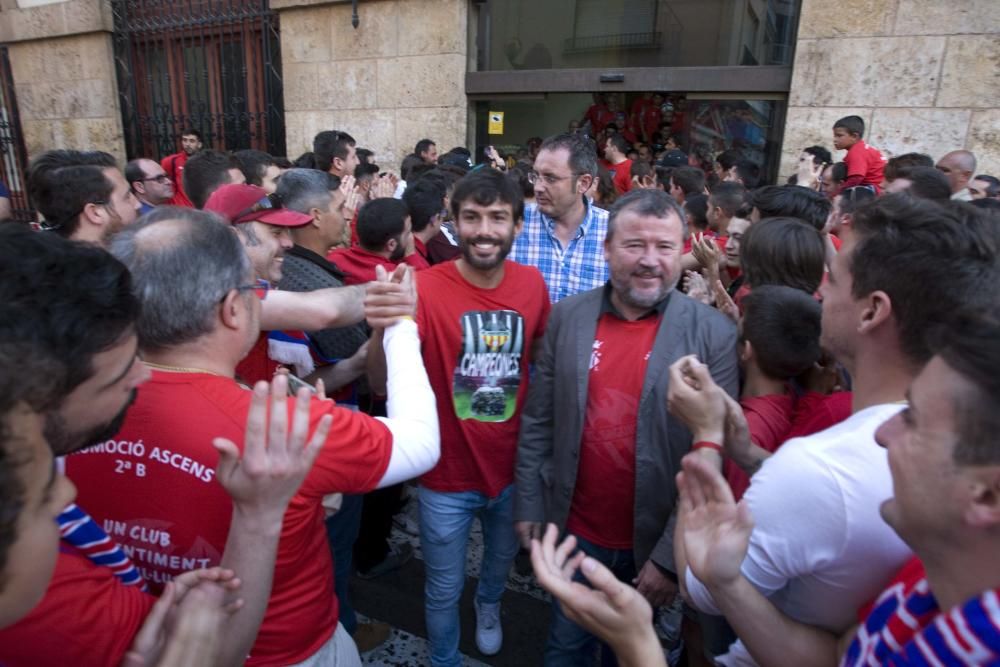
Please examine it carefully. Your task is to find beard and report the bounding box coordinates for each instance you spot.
[459,234,514,271]
[389,240,407,263]
[610,269,679,311]
[45,389,137,456]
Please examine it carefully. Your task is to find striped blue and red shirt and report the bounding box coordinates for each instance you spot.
[844,557,1000,665]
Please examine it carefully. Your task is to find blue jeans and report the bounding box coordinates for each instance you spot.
[544,532,637,667]
[325,494,364,635]
[419,484,519,667]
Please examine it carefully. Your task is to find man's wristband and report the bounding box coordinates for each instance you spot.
[692,440,723,453]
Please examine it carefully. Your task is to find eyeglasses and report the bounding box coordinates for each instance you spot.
[527,171,579,185]
[141,174,172,184]
[233,193,283,223]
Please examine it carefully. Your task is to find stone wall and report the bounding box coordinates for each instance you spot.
[277,0,468,170]
[780,0,1000,180]
[1,0,125,163]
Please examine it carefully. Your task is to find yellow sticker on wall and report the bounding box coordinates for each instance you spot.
[488,111,504,135]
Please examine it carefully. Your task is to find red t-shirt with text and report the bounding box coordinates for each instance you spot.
[0,547,155,667]
[65,370,393,666]
[724,393,795,501]
[566,313,659,549]
[416,260,550,497]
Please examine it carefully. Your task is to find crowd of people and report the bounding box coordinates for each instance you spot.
[0,112,998,667]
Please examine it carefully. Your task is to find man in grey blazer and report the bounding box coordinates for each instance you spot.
[514,188,739,665]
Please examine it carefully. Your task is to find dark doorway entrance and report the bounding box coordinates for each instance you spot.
[112,0,286,160]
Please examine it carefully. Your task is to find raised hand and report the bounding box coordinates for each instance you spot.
[683,269,712,305]
[712,279,739,323]
[530,524,665,667]
[667,355,726,443]
[364,264,417,329]
[677,454,754,588]
[691,233,722,275]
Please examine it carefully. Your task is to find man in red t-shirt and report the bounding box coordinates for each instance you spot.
[603,133,633,195]
[832,115,885,194]
[160,128,203,207]
[372,169,550,665]
[328,198,428,285]
[65,210,440,666]
[515,189,739,663]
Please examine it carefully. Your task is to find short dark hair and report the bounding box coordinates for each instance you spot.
[28,150,118,236]
[752,185,831,231]
[181,128,203,142]
[0,223,138,398]
[630,160,653,181]
[884,152,934,182]
[356,148,375,165]
[715,149,741,171]
[0,342,64,594]
[357,198,409,250]
[354,163,380,181]
[606,188,686,239]
[670,166,705,197]
[402,176,446,233]
[837,186,877,217]
[732,160,761,189]
[312,130,356,172]
[802,146,833,167]
[415,139,436,156]
[35,166,115,236]
[741,217,825,293]
[539,132,599,178]
[508,162,535,198]
[708,181,747,218]
[183,150,241,208]
[234,149,278,187]
[972,174,1000,197]
[741,285,822,379]
[849,195,1000,366]
[829,162,848,185]
[683,194,709,232]
[833,115,865,138]
[400,154,426,181]
[970,198,1000,212]
[449,168,524,223]
[124,158,149,190]
[896,166,952,201]
[929,308,1000,465]
[607,133,630,155]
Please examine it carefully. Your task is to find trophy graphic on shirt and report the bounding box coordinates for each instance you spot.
[454,310,524,422]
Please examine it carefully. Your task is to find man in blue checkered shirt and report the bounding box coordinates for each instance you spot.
[510,133,610,303]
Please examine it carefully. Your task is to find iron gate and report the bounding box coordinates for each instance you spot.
[112,0,286,161]
[0,47,32,221]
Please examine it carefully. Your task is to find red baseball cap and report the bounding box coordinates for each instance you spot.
[204,184,311,227]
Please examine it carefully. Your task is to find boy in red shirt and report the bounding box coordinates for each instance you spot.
[832,115,885,194]
[722,286,822,499]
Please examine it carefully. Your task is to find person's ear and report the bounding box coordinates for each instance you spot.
[81,201,107,226]
[332,157,344,174]
[740,340,753,364]
[858,290,892,334]
[309,207,324,228]
[384,237,398,255]
[964,467,1000,529]
[577,173,594,194]
[219,288,246,331]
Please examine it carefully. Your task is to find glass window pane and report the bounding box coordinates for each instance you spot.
[473,93,786,183]
[478,0,800,70]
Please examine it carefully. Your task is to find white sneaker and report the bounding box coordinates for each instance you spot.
[474,599,502,656]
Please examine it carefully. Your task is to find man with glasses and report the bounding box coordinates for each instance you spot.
[125,158,175,215]
[27,149,141,247]
[510,132,610,303]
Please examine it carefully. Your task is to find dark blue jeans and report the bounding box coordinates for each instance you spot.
[324,494,364,635]
[544,532,637,667]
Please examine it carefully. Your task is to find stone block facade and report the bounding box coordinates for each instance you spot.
[277,0,468,170]
[1,0,125,164]
[781,0,1000,179]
